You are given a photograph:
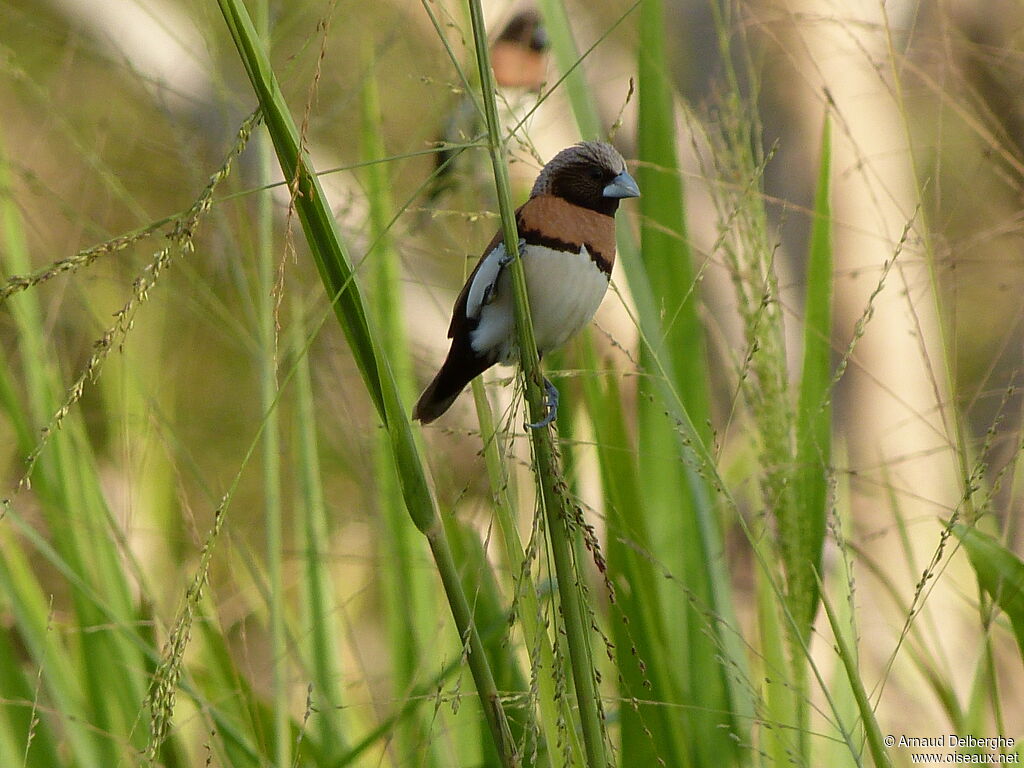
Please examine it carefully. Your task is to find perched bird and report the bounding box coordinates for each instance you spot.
[426,9,550,205]
[413,141,640,426]
[489,9,549,90]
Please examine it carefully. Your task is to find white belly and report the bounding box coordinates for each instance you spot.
[469,244,610,364]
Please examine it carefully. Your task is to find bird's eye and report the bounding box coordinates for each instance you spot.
[588,167,603,180]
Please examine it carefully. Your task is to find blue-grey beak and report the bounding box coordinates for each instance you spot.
[531,27,549,52]
[603,170,641,199]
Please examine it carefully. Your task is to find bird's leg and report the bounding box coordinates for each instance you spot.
[527,376,559,429]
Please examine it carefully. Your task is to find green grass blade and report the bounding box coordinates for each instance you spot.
[951,523,1024,661]
[216,2,520,763]
[534,0,603,140]
[291,293,348,759]
[793,114,834,637]
[2,127,152,765]
[0,622,61,768]
[634,3,752,764]
[251,6,288,763]
[754,543,799,768]
[218,5,383,419]
[193,608,279,768]
[583,369,690,767]
[444,516,536,766]
[819,476,863,768]
[470,380,580,767]
[637,0,710,435]
[361,50,446,768]
[0,530,100,768]
[817,577,893,768]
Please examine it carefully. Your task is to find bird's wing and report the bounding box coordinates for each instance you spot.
[446,211,517,339]
[465,239,509,321]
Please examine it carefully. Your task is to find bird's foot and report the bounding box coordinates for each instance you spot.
[527,377,559,429]
[497,238,526,267]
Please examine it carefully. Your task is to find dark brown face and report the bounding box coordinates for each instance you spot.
[549,160,627,216]
[498,11,549,53]
[531,142,640,214]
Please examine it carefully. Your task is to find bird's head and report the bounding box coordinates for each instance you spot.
[531,141,640,216]
[497,10,550,53]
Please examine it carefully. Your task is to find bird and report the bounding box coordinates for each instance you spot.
[413,141,640,427]
[489,9,549,90]
[425,9,550,206]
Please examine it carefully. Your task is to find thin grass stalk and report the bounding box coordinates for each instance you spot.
[360,52,444,768]
[471,381,583,768]
[464,2,607,765]
[290,292,347,758]
[880,6,972,506]
[846,537,965,729]
[216,3,518,764]
[753,541,798,768]
[442,515,536,764]
[816,576,894,768]
[193,600,267,767]
[252,5,289,765]
[739,496,877,768]
[821,480,866,768]
[0,621,61,768]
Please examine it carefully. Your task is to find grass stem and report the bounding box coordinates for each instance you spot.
[465,2,608,765]
[216,2,520,764]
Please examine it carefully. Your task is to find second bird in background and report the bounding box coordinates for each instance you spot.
[425,9,550,206]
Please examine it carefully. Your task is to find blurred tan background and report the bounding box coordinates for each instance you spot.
[2,0,1023,748]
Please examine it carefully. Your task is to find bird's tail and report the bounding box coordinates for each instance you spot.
[413,341,492,424]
